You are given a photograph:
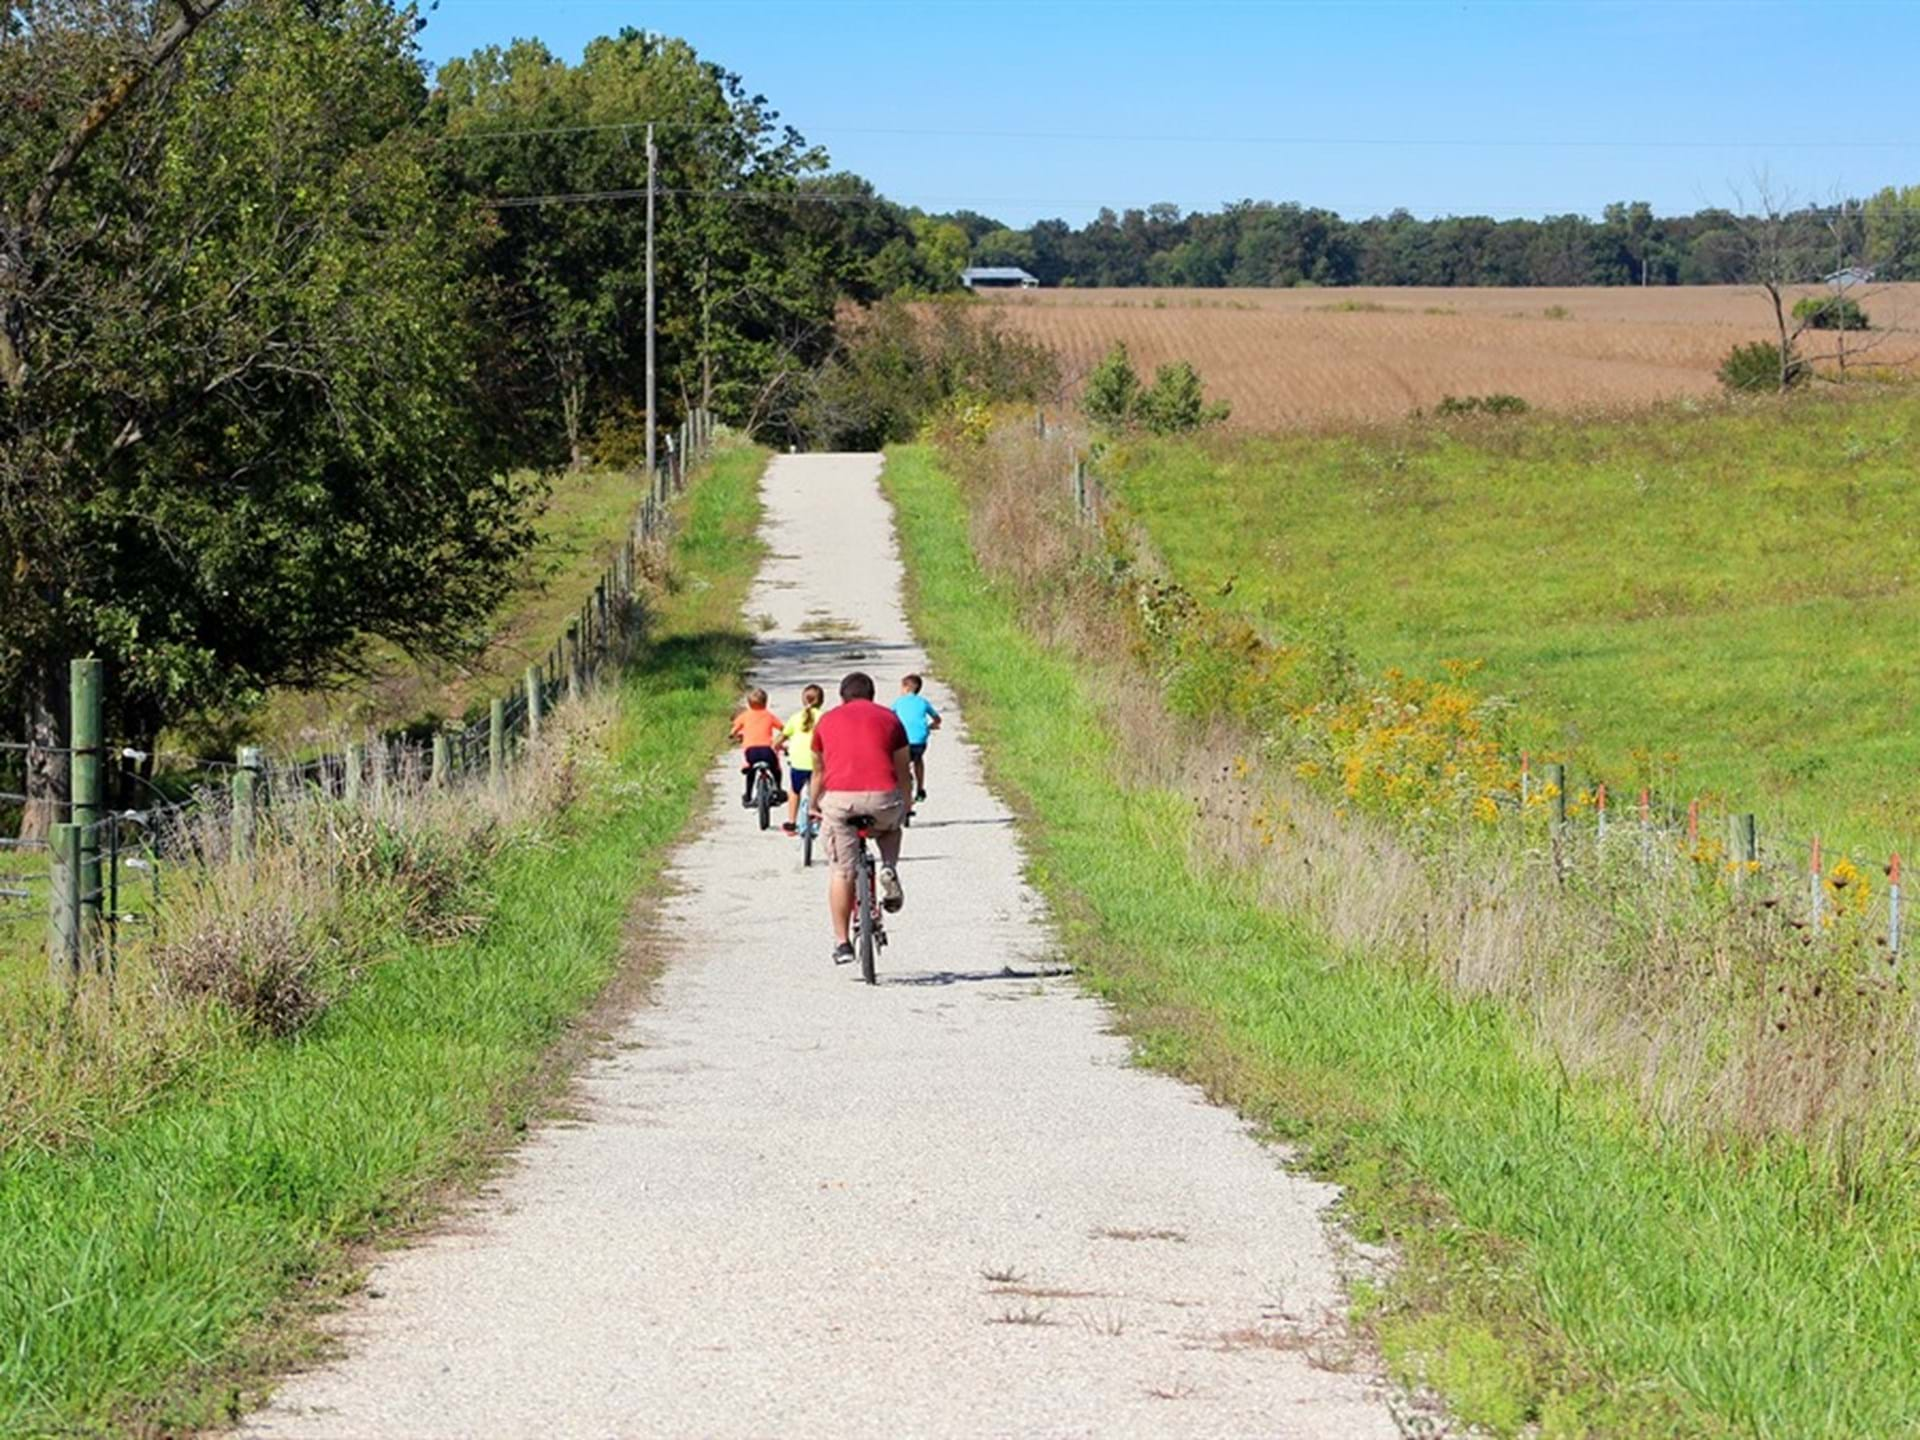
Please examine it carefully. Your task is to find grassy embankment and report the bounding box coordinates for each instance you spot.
[1112,392,1920,858]
[884,440,1920,1439]
[0,445,764,1438]
[263,462,655,741]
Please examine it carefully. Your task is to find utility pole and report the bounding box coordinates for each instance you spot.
[645,122,657,487]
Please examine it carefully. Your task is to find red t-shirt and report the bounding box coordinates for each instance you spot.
[812,700,908,793]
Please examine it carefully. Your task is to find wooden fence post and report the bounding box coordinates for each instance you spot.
[1548,763,1568,831]
[526,665,543,742]
[490,698,506,793]
[48,822,83,986]
[69,658,104,941]
[232,745,261,859]
[566,621,582,703]
[345,742,365,806]
[431,733,450,789]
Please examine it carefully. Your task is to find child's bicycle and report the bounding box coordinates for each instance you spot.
[847,811,889,985]
[746,757,782,831]
[796,779,820,867]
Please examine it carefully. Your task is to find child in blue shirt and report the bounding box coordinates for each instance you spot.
[890,673,942,804]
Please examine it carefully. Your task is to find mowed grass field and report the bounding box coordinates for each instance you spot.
[1111,390,1920,858]
[977,283,1920,428]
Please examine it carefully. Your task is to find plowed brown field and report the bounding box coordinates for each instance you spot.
[973,284,1920,429]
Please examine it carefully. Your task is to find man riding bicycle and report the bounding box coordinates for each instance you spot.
[809,671,910,966]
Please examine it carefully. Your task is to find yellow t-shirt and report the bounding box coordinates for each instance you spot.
[780,707,821,771]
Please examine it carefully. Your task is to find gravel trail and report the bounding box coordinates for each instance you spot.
[242,453,1399,1438]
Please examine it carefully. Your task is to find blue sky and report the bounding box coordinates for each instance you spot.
[415,1,1920,226]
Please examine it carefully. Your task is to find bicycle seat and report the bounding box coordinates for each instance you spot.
[848,813,876,829]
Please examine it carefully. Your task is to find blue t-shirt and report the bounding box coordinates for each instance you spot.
[891,693,940,746]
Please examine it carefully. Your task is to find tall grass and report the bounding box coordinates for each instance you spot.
[885,439,1920,1438]
[0,444,765,1437]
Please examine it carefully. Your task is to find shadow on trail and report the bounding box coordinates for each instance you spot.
[880,965,1074,988]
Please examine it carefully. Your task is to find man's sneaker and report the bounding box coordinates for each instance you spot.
[832,941,856,965]
[741,796,754,809]
[781,821,798,835]
[877,865,904,913]
[915,787,927,803]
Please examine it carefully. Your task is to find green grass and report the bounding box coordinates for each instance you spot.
[1109,393,1920,858]
[884,441,1920,1439]
[0,445,764,1437]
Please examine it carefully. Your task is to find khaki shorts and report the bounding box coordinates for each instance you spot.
[819,790,904,877]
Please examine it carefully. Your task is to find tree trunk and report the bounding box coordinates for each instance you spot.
[19,659,68,841]
[561,373,586,470]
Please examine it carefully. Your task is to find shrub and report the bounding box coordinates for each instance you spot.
[1433,393,1530,417]
[1792,295,1870,331]
[1083,342,1141,426]
[1085,347,1229,433]
[1137,360,1232,434]
[795,299,1059,450]
[1718,340,1807,393]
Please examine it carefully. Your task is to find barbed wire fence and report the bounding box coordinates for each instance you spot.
[0,409,716,986]
[1039,405,1906,959]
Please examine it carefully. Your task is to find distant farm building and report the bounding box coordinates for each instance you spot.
[1825,265,1875,288]
[960,266,1039,290]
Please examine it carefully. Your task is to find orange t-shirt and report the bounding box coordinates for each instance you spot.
[730,707,783,750]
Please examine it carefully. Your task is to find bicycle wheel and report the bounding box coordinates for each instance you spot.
[855,857,877,985]
[756,771,772,830]
[802,822,815,868]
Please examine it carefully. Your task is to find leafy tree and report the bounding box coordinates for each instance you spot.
[1082,343,1141,426]
[2,0,538,827]
[434,31,840,461]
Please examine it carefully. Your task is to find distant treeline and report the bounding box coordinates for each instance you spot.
[905,193,1920,288]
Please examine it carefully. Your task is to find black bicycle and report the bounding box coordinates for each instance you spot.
[747,757,781,831]
[848,812,888,985]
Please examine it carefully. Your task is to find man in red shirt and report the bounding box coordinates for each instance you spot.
[809,671,912,965]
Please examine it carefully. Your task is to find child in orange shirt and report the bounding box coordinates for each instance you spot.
[729,688,784,807]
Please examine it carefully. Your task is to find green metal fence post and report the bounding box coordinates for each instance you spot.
[69,658,104,940]
[232,745,261,860]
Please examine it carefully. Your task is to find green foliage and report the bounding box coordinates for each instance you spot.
[1082,342,1142,426]
[1433,393,1531,416]
[1718,339,1807,392]
[1793,294,1871,331]
[794,298,1058,450]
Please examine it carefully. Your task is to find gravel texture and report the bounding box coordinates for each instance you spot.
[241,453,1400,1438]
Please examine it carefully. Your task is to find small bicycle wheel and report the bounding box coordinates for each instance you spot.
[802,824,815,867]
[756,772,772,830]
[855,859,877,985]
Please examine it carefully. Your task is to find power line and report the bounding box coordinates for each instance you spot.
[435,117,1920,151]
